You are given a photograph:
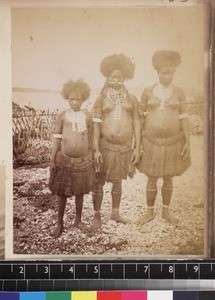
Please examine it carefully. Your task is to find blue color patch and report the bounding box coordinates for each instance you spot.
[20,292,46,300]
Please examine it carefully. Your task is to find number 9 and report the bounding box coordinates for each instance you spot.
[194,265,198,273]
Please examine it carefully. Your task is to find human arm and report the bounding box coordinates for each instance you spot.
[131,94,141,164]
[50,111,64,169]
[139,88,149,129]
[178,88,190,160]
[92,96,104,171]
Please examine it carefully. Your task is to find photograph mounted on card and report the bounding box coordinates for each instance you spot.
[2,0,209,259]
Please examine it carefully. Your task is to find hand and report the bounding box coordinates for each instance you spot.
[181,142,190,160]
[50,159,56,173]
[131,148,140,165]
[94,150,103,172]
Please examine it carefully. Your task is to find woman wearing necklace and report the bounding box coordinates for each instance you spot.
[137,51,191,225]
[91,53,141,233]
[49,80,95,237]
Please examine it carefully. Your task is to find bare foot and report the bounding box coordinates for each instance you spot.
[162,211,178,225]
[110,213,129,224]
[91,213,102,234]
[74,219,89,233]
[138,211,154,225]
[53,224,64,238]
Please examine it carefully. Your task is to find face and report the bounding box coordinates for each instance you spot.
[158,66,175,86]
[67,92,83,111]
[107,69,125,90]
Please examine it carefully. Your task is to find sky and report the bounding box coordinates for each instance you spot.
[11,6,204,108]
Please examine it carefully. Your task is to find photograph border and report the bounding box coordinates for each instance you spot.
[0,0,212,260]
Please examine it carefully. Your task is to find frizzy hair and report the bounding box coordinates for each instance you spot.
[61,79,90,101]
[100,53,135,79]
[152,51,181,71]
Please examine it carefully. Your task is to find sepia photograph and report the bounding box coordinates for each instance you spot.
[7,2,207,258]
[0,166,5,259]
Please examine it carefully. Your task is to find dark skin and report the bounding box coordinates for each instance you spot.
[94,69,141,170]
[92,69,140,228]
[139,66,190,225]
[158,66,190,160]
[51,92,91,237]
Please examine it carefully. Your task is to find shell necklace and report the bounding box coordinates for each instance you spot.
[153,83,173,110]
[65,109,87,132]
[107,87,126,120]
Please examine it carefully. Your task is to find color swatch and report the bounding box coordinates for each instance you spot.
[0,290,214,299]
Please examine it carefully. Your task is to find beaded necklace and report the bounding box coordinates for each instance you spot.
[153,83,174,110]
[65,109,87,132]
[107,87,127,120]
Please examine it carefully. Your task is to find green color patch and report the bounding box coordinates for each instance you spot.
[46,292,71,300]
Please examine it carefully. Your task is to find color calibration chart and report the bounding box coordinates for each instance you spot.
[0,261,215,298]
[0,291,215,300]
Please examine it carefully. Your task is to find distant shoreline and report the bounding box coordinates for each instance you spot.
[12,87,60,94]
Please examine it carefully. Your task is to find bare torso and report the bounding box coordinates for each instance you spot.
[61,110,90,157]
[100,96,134,145]
[145,91,181,138]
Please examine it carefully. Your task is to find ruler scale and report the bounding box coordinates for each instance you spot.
[0,260,215,291]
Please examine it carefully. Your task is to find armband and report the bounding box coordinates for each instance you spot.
[93,117,102,123]
[179,113,189,120]
[53,133,62,139]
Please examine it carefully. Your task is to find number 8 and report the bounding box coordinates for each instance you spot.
[169,266,174,273]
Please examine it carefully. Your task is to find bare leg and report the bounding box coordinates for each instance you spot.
[91,174,105,233]
[74,194,89,232]
[139,176,158,225]
[53,195,67,238]
[110,180,128,224]
[161,176,178,225]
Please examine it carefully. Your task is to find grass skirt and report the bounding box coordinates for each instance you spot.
[99,139,135,182]
[49,150,95,196]
[137,131,191,177]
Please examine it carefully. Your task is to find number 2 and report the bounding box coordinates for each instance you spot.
[19,266,24,274]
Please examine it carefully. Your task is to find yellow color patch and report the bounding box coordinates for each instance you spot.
[72,291,97,300]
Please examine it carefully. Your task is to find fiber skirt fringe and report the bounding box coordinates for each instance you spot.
[49,150,95,196]
[100,139,135,182]
[137,131,191,177]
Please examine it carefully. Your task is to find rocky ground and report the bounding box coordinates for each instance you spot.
[13,135,205,257]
